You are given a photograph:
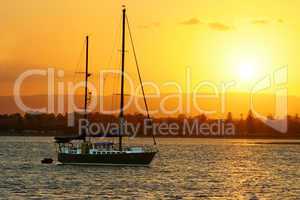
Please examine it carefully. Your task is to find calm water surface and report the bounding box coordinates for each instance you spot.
[0,137,299,199]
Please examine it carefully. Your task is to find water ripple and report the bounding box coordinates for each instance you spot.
[0,137,299,199]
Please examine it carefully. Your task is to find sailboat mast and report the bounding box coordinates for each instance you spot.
[119,7,126,151]
[84,36,89,138]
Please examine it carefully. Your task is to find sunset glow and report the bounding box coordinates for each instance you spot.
[0,0,300,117]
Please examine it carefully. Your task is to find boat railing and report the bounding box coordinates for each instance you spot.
[123,145,158,152]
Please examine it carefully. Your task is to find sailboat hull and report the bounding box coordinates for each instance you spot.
[57,152,157,166]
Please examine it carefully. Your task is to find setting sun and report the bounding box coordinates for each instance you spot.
[238,62,256,81]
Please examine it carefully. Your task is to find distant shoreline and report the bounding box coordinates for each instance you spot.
[1,132,300,140]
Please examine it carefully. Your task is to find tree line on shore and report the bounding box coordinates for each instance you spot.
[0,111,299,138]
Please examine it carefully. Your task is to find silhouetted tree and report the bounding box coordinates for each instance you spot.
[226,112,233,123]
[246,110,255,135]
[197,114,207,123]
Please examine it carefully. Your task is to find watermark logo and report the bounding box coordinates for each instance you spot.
[250,66,288,133]
[78,118,236,137]
[12,65,289,135]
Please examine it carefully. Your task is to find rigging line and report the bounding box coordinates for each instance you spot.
[73,40,86,83]
[109,16,122,114]
[107,15,122,68]
[125,15,157,145]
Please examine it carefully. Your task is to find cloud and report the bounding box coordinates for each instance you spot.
[208,22,233,31]
[180,18,202,25]
[251,19,284,25]
[138,25,150,29]
[251,19,270,25]
[152,22,160,27]
[277,19,284,23]
[179,17,233,31]
[138,22,160,29]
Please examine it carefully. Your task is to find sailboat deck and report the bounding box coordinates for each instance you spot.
[58,142,156,155]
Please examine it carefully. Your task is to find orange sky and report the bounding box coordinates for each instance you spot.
[1,0,300,98]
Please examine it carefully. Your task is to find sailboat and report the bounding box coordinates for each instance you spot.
[55,7,158,166]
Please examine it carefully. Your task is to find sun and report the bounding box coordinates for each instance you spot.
[229,46,268,83]
[234,56,260,82]
[238,63,255,81]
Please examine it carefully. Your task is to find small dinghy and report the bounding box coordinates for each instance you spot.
[41,158,53,164]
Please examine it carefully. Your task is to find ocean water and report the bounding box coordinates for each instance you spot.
[0,137,299,200]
